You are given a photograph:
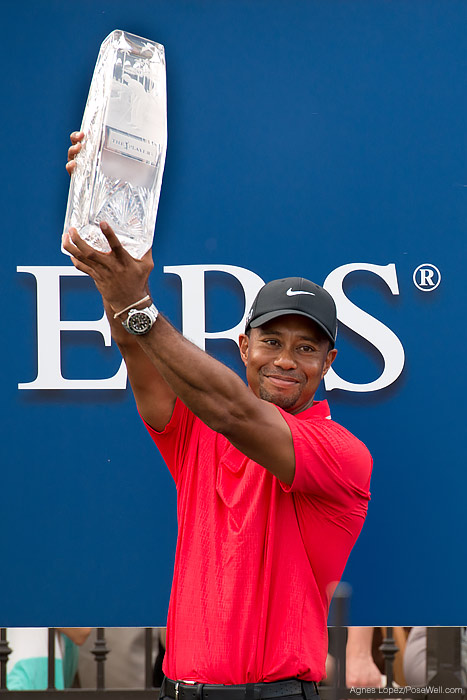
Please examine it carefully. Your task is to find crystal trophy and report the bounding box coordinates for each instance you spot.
[63,30,167,259]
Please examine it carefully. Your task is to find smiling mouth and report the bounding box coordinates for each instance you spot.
[266,375,300,389]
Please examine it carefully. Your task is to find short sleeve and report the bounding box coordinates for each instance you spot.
[277,407,372,510]
[141,397,197,485]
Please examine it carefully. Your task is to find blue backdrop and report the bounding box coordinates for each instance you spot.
[3,0,466,625]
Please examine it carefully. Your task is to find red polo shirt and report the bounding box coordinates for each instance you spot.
[144,398,372,684]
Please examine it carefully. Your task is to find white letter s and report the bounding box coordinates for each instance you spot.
[323,263,405,393]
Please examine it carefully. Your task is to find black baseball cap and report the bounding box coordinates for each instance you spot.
[245,277,337,347]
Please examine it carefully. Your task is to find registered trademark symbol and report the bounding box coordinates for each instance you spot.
[413,263,441,292]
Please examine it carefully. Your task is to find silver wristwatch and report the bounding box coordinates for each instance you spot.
[122,303,159,335]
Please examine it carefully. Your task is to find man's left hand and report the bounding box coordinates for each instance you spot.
[62,222,154,314]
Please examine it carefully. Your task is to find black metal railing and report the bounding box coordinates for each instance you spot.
[0,627,157,698]
[0,621,465,699]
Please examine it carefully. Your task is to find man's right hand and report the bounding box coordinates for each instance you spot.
[66,131,84,176]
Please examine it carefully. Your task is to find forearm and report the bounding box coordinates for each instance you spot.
[105,301,176,431]
[346,627,382,687]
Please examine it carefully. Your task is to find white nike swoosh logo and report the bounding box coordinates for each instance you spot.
[286,288,315,297]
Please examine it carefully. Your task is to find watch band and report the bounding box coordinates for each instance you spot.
[122,303,159,335]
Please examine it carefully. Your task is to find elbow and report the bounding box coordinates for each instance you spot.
[72,628,92,646]
[59,628,92,646]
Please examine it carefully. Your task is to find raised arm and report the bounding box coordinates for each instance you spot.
[62,224,332,484]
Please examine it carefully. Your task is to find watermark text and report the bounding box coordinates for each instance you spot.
[350,687,463,695]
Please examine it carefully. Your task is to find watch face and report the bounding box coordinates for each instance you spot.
[128,311,152,334]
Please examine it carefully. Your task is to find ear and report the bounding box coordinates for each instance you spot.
[322,348,338,378]
[238,333,249,367]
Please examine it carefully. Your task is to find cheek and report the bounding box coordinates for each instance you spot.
[304,359,327,383]
[247,361,260,382]
[245,355,265,389]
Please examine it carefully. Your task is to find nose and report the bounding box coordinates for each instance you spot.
[273,348,297,370]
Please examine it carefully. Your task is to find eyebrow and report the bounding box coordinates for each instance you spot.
[257,327,320,343]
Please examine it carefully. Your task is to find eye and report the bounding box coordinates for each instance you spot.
[263,338,279,347]
[299,344,315,353]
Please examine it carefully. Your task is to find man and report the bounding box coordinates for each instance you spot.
[64,133,372,699]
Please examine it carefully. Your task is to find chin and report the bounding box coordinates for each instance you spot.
[259,386,300,410]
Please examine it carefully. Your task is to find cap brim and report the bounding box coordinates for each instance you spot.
[249,309,335,346]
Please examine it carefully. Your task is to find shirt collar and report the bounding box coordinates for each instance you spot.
[294,399,331,421]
